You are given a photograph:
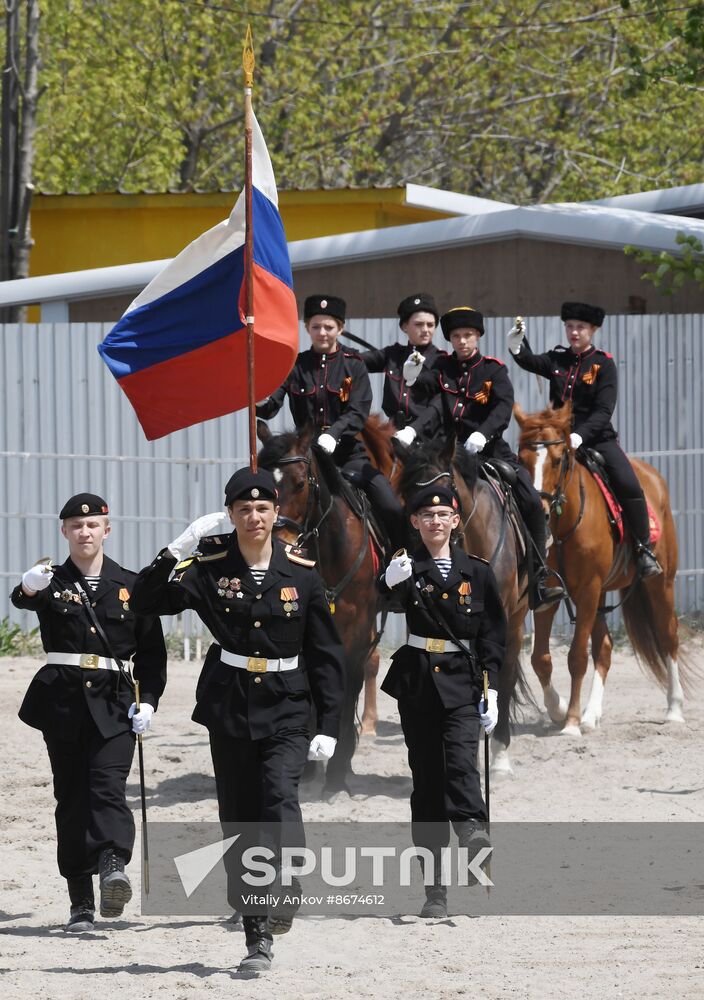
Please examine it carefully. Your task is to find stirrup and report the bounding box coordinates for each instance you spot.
[636,545,662,578]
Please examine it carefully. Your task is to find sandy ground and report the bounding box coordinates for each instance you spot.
[2,639,704,1000]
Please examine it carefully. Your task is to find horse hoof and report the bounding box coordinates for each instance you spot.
[489,748,514,776]
[559,723,582,737]
[580,714,601,731]
[358,727,377,739]
[664,709,685,724]
[543,688,567,724]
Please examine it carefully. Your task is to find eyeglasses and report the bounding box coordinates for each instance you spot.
[416,511,456,524]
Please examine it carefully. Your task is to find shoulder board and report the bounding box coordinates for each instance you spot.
[195,551,228,563]
[342,349,363,361]
[173,558,194,571]
[285,544,316,568]
[482,355,506,367]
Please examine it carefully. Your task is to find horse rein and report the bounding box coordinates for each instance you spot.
[265,452,334,544]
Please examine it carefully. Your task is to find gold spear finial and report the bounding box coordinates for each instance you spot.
[243,23,255,87]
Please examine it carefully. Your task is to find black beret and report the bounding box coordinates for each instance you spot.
[60,493,109,519]
[408,484,460,514]
[397,293,439,326]
[440,306,484,340]
[303,294,346,323]
[225,468,278,506]
[560,301,605,327]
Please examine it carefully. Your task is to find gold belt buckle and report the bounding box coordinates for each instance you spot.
[80,653,100,670]
[425,638,446,653]
[247,656,268,673]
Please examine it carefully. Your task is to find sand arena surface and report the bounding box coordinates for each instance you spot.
[1,641,703,999]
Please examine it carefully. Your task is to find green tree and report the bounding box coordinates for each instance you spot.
[625,233,704,295]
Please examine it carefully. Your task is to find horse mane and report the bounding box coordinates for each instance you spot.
[399,437,478,498]
[517,402,572,443]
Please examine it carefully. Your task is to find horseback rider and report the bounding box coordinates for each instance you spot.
[507,302,662,578]
[255,294,406,552]
[361,292,447,431]
[394,306,564,613]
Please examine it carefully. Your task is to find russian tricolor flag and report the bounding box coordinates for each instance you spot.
[98,113,298,441]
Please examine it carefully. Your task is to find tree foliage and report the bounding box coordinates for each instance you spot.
[5,0,704,201]
[625,233,704,295]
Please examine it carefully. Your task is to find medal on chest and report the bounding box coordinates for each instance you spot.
[280,586,299,612]
[458,580,472,607]
[217,576,242,599]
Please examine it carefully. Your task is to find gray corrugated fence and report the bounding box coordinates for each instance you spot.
[2,316,702,649]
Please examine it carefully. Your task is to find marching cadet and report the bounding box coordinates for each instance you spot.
[395,306,564,612]
[507,302,661,577]
[360,292,446,431]
[10,493,166,933]
[379,484,506,918]
[130,467,345,975]
[256,293,406,551]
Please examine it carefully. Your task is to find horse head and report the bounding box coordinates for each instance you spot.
[257,420,320,545]
[396,431,471,504]
[514,402,575,514]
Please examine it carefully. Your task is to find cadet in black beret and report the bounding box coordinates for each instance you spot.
[379,485,506,918]
[507,302,661,577]
[361,292,446,433]
[257,293,407,551]
[11,494,167,934]
[130,467,346,974]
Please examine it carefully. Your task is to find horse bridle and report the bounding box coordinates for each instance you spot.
[524,434,573,516]
[264,452,334,545]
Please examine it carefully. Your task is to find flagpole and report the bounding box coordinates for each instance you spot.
[243,25,257,472]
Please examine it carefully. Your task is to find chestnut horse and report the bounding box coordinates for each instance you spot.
[257,421,382,793]
[515,403,687,734]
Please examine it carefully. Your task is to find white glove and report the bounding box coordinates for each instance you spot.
[394,426,417,446]
[478,689,499,734]
[128,702,154,735]
[307,734,337,761]
[570,432,583,450]
[465,431,487,454]
[168,511,231,561]
[22,561,53,594]
[402,351,424,386]
[316,433,337,454]
[507,320,526,354]
[385,552,413,588]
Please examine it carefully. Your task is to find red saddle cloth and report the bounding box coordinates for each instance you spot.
[590,471,661,545]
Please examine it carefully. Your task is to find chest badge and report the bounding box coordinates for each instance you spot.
[581,363,601,385]
[458,580,472,606]
[217,576,242,598]
[280,587,299,612]
[339,376,352,403]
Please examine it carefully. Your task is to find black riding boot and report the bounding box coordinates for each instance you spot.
[98,848,132,918]
[65,875,95,933]
[418,850,448,918]
[522,507,565,612]
[361,467,407,553]
[621,498,662,578]
[453,819,492,887]
[238,916,274,974]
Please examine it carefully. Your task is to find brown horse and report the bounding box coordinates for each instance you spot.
[257,421,382,793]
[515,402,687,735]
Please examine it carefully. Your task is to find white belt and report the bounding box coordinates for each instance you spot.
[46,652,120,671]
[407,634,461,654]
[220,650,299,673]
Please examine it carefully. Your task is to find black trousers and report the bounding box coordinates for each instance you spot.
[399,682,486,850]
[44,719,136,879]
[593,439,650,545]
[344,459,406,550]
[209,727,309,914]
[512,463,549,557]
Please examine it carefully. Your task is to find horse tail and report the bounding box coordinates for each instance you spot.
[620,580,669,688]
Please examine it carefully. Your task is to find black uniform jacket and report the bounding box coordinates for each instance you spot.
[361,341,447,428]
[130,535,346,741]
[413,351,517,463]
[256,347,372,464]
[11,556,167,741]
[379,544,506,708]
[511,340,617,445]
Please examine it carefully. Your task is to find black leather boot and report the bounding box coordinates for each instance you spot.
[238,916,274,974]
[266,875,302,936]
[98,848,132,918]
[524,508,564,612]
[454,820,492,886]
[65,875,95,933]
[418,851,447,918]
[635,543,662,578]
[621,498,663,578]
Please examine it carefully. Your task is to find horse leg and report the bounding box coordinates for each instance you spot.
[359,648,380,737]
[581,613,612,731]
[491,613,523,776]
[562,590,600,736]
[649,576,684,723]
[530,603,566,723]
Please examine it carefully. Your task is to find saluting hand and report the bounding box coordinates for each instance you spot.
[307,734,337,761]
[21,561,53,595]
[385,552,413,588]
[507,318,526,354]
[402,351,424,386]
[168,511,231,561]
[478,689,499,734]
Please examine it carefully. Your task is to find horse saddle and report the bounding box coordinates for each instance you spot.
[579,449,660,546]
[479,458,527,561]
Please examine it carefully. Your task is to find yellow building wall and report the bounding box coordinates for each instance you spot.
[28,189,450,277]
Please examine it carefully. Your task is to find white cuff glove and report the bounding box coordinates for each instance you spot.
[394,426,417,446]
[402,351,424,386]
[22,561,53,594]
[307,734,337,761]
[570,433,583,450]
[507,319,526,355]
[384,552,413,588]
[168,511,231,561]
[128,702,155,735]
[478,689,499,734]
[465,431,487,454]
[316,433,337,454]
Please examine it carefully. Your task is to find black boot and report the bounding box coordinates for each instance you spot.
[266,875,302,936]
[65,875,95,933]
[238,916,274,974]
[635,543,662,578]
[621,498,662,578]
[418,851,447,918]
[454,820,492,887]
[524,507,564,612]
[98,848,132,918]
